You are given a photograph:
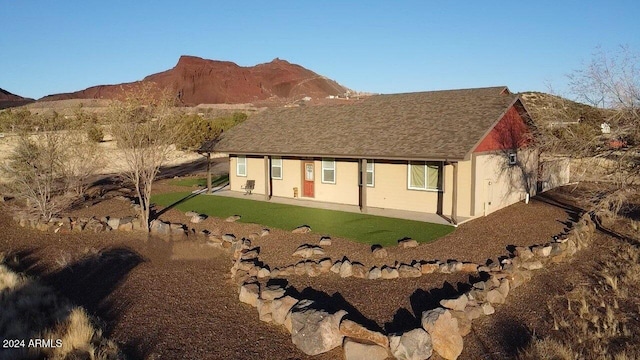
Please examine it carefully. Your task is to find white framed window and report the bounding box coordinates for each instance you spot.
[408,161,440,191]
[236,155,247,177]
[508,152,517,165]
[366,161,374,187]
[271,157,283,179]
[321,158,335,184]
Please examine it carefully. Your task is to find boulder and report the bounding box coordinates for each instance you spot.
[450,310,472,336]
[398,264,422,278]
[290,303,347,355]
[292,225,312,234]
[459,262,479,273]
[421,262,440,274]
[486,289,506,304]
[319,236,332,246]
[185,211,199,217]
[271,295,299,325]
[389,328,432,360]
[440,294,469,312]
[257,298,274,322]
[367,267,382,280]
[381,266,399,280]
[239,282,260,307]
[318,258,333,273]
[149,219,170,235]
[260,228,270,237]
[372,247,388,259]
[339,319,389,348]
[398,238,419,248]
[343,338,389,360]
[339,260,353,278]
[106,217,121,230]
[261,284,286,300]
[522,260,543,270]
[190,214,206,223]
[257,267,271,278]
[481,302,495,315]
[514,246,534,261]
[351,263,367,278]
[222,234,236,242]
[330,261,342,274]
[293,244,325,259]
[421,308,463,360]
[225,215,241,222]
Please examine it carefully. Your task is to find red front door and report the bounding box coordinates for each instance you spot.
[303,162,314,197]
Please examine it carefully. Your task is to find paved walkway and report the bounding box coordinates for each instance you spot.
[206,186,473,226]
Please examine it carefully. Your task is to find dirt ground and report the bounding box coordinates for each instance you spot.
[0,182,623,360]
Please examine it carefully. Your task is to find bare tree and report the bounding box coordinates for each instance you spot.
[564,46,640,218]
[2,131,71,220]
[62,136,103,196]
[108,83,180,230]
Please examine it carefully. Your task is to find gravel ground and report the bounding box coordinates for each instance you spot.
[0,185,579,360]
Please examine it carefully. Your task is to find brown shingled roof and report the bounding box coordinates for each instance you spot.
[206,86,522,161]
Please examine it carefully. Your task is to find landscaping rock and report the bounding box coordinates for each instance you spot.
[257,267,271,278]
[330,261,342,274]
[225,215,241,222]
[367,267,382,280]
[522,260,544,270]
[290,303,347,356]
[257,298,274,322]
[421,308,463,360]
[319,236,332,246]
[343,338,389,360]
[318,258,333,273]
[450,310,472,336]
[339,319,389,348]
[339,260,353,278]
[190,214,206,223]
[398,264,422,278]
[292,225,312,234]
[185,211,199,217]
[381,266,399,280]
[293,244,325,259]
[372,247,388,259]
[150,219,170,235]
[271,295,299,325]
[351,263,367,278]
[389,328,432,360]
[398,238,419,248]
[459,262,479,273]
[260,228,270,237]
[486,289,506,304]
[440,294,469,312]
[222,234,236,242]
[106,217,121,230]
[421,262,440,274]
[239,282,260,307]
[261,284,286,300]
[481,302,495,315]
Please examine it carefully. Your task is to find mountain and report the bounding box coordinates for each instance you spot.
[0,88,35,109]
[39,56,350,105]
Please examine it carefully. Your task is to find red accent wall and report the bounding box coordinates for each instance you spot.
[474,105,530,153]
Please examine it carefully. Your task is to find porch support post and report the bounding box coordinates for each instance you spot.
[451,161,458,225]
[264,155,270,200]
[360,159,368,213]
[206,152,212,194]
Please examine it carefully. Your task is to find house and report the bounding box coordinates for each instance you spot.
[200,86,538,225]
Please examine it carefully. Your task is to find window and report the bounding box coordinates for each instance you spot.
[408,161,440,190]
[508,152,517,165]
[366,161,374,187]
[236,155,247,177]
[271,157,283,179]
[321,158,335,184]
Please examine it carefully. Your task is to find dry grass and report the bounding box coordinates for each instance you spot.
[519,234,640,360]
[0,259,123,360]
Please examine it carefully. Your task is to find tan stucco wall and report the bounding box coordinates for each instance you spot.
[229,155,267,195]
[473,149,537,216]
[228,155,479,218]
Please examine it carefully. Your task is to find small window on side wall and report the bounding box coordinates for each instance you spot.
[322,158,335,184]
[236,156,247,177]
[508,152,517,165]
[271,157,283,179]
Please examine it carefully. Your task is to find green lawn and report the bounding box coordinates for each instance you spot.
[169,175,229,188]
[151,192,454,246]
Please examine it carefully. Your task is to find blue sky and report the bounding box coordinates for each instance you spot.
[1,1,639,100]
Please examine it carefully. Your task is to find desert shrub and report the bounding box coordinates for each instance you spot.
[86,123,104,143]
[0,262,123,360]
[177,111,248,150]
[518,337,575,360]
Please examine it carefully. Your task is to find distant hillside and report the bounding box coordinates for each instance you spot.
[519,91,606,127]
[0,88,35,109]
[39,56,350,106]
